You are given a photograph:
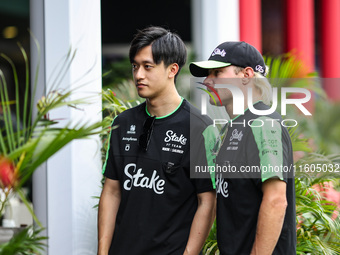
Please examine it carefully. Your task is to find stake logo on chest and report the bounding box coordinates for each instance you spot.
[162,130,187,154]
[123,163,165,194]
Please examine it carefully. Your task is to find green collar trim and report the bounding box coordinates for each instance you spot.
[146,97,184,119]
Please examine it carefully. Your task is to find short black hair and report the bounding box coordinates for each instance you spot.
[129,26,187,80]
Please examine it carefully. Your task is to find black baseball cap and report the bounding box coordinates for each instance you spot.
[190,41,267,77]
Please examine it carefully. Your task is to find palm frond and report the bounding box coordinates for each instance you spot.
[0,42,106,253]
[0,227,47,255]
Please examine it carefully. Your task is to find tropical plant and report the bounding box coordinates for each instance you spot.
[0,227,47,255]
[102,79,143,118]
[294,99,340,155]
[102,57,133,88]
[295,153,340,254]
[0,41,106,253]
[202,219,219,255]
[100,80,143,163]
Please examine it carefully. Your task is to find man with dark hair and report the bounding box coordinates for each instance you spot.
[190,41,296,255]
[98,26,216,255]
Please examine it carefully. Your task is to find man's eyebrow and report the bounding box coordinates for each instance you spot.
[132,59,155,65]
[208,68,218,73]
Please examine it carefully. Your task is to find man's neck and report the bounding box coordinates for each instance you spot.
[146,92,182,117]
[225,95,261,119]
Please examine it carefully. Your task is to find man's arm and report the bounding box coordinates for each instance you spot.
[97,178,121,255]
[184,190,216,255]
[250,178,287,255]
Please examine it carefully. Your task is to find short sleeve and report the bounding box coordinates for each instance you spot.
[250,116,290,183]
[202,124,218,188]
[102,116,120,180]
[190,124,217,192]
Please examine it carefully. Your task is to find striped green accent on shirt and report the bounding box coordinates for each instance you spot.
[203,124,218,188]
[102,116,118,174]
[250,116,284,182]
[145,97,184,119]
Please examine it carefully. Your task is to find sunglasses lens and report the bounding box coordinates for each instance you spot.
[139,133,148,150]
[139,116,155,151]
[143,117,155,132]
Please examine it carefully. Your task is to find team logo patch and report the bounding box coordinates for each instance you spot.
[255,65,264,74]
[127,125,136,134]
[230,129,243,142]
[164,130,187,145]
[211,48,226,57]
[162,130,187,154]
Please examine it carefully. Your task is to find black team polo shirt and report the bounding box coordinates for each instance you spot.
[103,99,215,255]
[215,101,296,255]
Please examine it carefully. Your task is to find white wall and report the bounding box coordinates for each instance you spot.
[191,0,240,108]
[31,0,102,254]
[191,0,240,61]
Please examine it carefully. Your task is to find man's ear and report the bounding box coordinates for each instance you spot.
[241,67,255,85]
[243,67,255,78]
[168,63,179,79]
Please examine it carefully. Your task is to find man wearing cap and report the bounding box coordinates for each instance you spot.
[190,41,296,255]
